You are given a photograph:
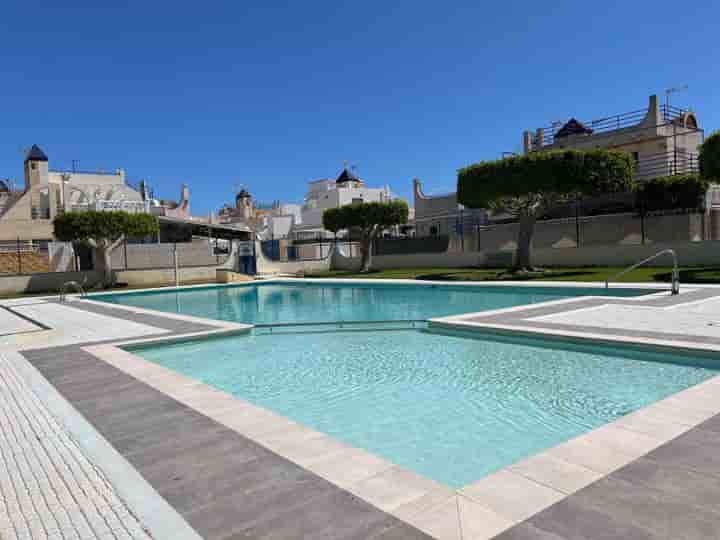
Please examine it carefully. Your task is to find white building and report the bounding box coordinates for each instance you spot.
[292,168,395,239]
[259,201,302,240]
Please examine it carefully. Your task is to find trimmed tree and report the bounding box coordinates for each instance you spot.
[323,200,409,272]
[54,211,159,287]
[699,130,720,182]
[458,149,634,270]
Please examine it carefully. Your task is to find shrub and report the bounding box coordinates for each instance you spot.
[699,131,720,182]
[634,174,709,212]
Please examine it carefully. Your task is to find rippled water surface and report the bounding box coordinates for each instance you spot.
[96,282,652,324]
[135,328,717,487]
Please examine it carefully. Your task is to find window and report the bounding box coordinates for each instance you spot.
[631,152,639,163]
[31,163,37,170]
[352,197,363,204]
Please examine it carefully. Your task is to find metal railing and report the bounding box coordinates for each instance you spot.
[532,104,691,147]
[605,249,679,294]
[634,151,699,181]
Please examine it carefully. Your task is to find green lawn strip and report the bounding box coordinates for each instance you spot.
[309,266,720,284]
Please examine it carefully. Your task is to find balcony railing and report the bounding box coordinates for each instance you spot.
[531,104,692,148]
[634,151,699,181]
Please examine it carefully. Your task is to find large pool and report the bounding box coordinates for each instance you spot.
[95,281,654,324]
[133,327,718,487]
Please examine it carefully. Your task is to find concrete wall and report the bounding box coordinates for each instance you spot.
[0,264,225,295]
[0,270,104,296]
[256,241,331,275]
[475,212,705,253]
[332,239,720,271]
[115,266,219,286]
[110,242,230,269]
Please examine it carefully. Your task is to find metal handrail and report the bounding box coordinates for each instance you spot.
[59,279,88,302]
[605,249,679,294]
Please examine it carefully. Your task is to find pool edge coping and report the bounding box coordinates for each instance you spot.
[11,280,720,539]
[84,323,720,540]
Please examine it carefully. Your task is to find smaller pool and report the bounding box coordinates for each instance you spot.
[131,327,718,487]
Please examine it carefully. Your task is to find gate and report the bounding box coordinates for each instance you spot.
[237,241,257,275]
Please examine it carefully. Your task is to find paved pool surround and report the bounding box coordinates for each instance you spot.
[5,279,720,539]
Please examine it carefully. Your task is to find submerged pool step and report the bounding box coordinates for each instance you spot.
[253,320,428,335]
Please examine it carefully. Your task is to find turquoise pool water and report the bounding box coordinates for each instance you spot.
[95,282,653,324]
[133,328,718,487]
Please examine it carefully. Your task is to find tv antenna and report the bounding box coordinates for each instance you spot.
[665,85,688,110]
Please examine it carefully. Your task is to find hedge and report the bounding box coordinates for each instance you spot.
[322,200,409,233]
[54,211,159,243]
[635,174,708,212]
[700,131,720,182]
[457,149,635,208]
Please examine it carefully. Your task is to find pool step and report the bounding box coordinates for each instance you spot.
[253,320,428,335]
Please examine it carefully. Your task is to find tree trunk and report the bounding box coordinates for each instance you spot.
[359,226,378,273]
[94,246,114,288]
[360,234,373,273]
[515,212,536,271]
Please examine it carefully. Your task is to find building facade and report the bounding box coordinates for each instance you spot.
[412,178,489,237]
[0,145,147,240]
[523,94,703,181]
[292,168,395,239]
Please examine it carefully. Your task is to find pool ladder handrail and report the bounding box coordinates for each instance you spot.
[605,248,679,295]
[59,279,88,302]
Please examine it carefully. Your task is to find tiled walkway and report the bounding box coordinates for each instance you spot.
[0,353,151,540]
[3,284,720,539]
[496,415,720,540]
[23,345,432,540]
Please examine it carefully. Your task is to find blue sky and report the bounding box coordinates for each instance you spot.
[1,1,718,215]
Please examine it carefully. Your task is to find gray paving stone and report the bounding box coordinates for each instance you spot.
[612,456,720,511]
[26,309,431,540]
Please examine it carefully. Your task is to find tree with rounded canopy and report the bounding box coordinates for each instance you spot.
[54,211,159,287]
[458,149,635,270]
[699,131,720,182]
[323,200,409,273]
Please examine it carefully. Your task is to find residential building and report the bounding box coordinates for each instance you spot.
[523,94,703,181]
[0,145,147,241]
[412,178,489,237]
[292,168,395,239]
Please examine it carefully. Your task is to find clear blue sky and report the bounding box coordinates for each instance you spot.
[2,1,718,215]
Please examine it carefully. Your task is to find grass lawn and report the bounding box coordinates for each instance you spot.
[310,266,720,284]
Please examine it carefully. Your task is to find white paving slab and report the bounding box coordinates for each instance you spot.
[0,308,39,336]
[530,302,720,338]
[0,301,166,349]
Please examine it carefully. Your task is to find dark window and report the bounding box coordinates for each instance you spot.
[631,152,639,163]
[352,197,363,204]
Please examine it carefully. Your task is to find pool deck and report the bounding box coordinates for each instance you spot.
[2,280,720,539]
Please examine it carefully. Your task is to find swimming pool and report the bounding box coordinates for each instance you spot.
[95,281,654,324]
[132,327,718,487]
